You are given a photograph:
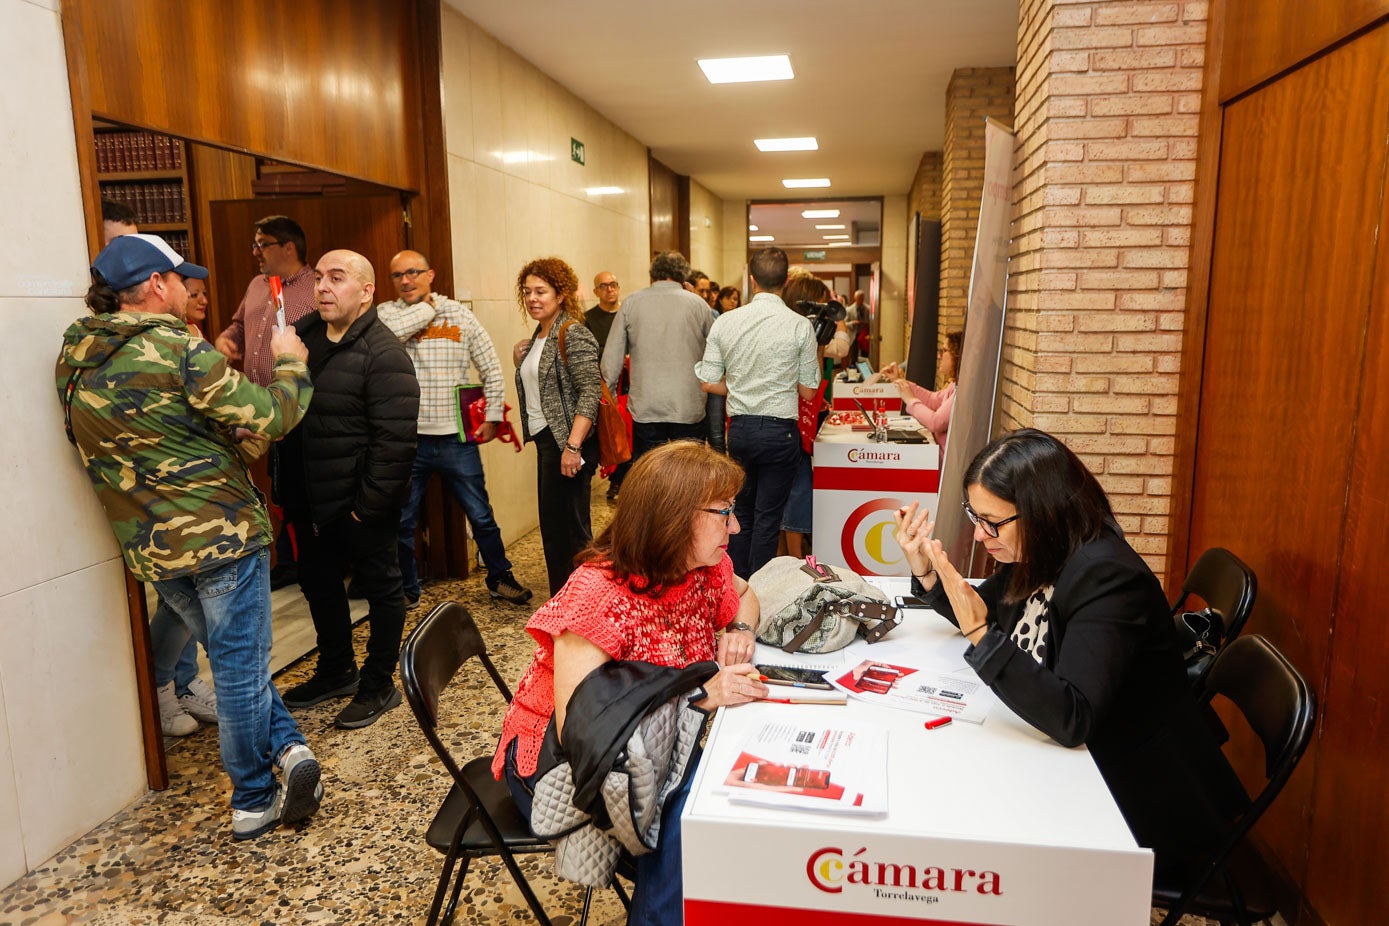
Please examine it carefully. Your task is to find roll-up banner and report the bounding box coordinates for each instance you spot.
[934,118,1015,571]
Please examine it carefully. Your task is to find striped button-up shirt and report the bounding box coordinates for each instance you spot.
[694,291,818,419]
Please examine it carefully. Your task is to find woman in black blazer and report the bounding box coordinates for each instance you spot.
[896,428,1245,879]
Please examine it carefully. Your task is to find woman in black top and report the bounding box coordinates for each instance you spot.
[896,428,1245,878]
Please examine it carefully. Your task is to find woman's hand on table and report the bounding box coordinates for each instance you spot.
[922,537,989,640]
[893,502,936,589]
[692,662,768,710]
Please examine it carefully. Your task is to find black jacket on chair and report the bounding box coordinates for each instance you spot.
[919,524,1248,876]
[279,307,419,526]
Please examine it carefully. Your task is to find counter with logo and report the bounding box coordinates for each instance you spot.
[682,607,1154,925]
[811,417,940,576]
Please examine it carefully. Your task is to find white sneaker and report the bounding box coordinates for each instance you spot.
[179,677,219,723]
[157,681,198,736]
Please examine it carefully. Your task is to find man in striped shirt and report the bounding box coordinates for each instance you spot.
[377,250,533,606]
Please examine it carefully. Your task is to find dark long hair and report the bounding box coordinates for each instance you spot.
[579,441,744,596]
[964,428,1113,602]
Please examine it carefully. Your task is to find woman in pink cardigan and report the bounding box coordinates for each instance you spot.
[882,330,962,452]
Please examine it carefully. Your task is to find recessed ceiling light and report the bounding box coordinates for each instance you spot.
[584,186,624,195]
[749,235,775,242]
[822,235,850,240]
[826,241,853,247]
[755,137,818,152]
[802,209,840,219]
[783,178,831,189]
[815,224,845,230]
[748,224,759,231]
[698,55,794,84]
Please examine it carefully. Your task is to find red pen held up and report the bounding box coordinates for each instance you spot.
[269,275,286,329]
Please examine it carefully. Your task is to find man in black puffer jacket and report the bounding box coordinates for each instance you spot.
[278,249,420,729]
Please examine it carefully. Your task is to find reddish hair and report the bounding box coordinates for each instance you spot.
[580,441,744,595]
[516,257,585,323]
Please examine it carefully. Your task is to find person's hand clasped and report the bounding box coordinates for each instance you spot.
[894,377,915,402]
[893,502,935,584]
[695,663,768,710]
[717,626,756,666]
[921,536,989,640]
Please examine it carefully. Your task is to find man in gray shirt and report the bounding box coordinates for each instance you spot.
[601,251,714,461]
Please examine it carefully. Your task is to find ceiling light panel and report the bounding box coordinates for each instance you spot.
[749,235,775,242]
[755,137,818,152]
[698,55,794,84]
[822,234,850,239]
[783,178,831,188]
[815,224,846,230]
[802,209,841,219]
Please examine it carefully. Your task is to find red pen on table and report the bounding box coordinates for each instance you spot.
[924,716,953,730]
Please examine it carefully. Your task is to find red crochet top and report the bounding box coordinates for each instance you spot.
[492,554,740,779]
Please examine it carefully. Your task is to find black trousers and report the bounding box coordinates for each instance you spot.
[534,428,598,595]
[289,506,406,694]
[631,419,706,462]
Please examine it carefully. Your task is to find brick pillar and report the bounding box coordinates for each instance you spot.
[941,68,1016,344]
[1004,0,1207,578]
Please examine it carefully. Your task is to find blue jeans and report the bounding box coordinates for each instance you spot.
[399,435,512,596]
[781,450,814,533]
[727,415,801,578]
[152,549,304,810]
[151,596,199,693]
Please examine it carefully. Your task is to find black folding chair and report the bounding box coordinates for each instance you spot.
[1172,547,1258,693]
[1152,634,1317,926]
[400,601,612,926]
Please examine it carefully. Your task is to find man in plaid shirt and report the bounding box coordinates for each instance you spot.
[377,250,533,606]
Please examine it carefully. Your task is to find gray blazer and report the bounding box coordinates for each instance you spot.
[515,319,602,451]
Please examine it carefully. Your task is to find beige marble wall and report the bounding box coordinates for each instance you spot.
[0,0,148,887]
[719,199,749,294]
[440,10,652,543]
[687,180,724,286]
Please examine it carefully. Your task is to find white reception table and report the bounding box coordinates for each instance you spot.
[682,597,1154,926]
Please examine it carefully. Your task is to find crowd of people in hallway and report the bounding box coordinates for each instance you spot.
[58,208,1237,926]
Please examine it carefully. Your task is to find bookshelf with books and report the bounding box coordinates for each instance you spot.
[96,127,194,260]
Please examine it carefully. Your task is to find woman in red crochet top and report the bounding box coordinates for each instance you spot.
[494,440,768,924]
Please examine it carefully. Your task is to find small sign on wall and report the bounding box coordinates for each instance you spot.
[571,138,586,165]
[803,250,827,261]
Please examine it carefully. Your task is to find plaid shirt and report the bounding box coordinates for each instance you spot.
[377,293,504,435]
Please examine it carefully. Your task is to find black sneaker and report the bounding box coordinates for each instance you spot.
[282,668,359,709]
[334,684,402,729]
[269,563,299,591]
[606,483,619,502]
[488,572,534,605]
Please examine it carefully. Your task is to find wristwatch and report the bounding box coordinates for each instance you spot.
[726,621,754,634]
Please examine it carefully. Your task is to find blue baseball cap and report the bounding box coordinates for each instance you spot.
[92,233,209,291]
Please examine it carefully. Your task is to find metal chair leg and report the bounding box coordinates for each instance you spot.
[497,850,554,926]
[578,886,594,926]
[427,828,467,926]
[441,856,472,925]
[611,876,631,912]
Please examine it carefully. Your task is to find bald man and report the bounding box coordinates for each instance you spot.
[278,249,421,730]
[376,250,533,608]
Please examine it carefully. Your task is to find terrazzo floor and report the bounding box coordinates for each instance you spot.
[1,481,1223,926]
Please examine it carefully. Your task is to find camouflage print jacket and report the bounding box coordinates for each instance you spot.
[56,311,313,582]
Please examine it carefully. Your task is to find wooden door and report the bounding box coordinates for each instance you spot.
[1186,24,1389,913]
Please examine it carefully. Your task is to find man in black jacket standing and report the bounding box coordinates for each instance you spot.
[280,249,420,729]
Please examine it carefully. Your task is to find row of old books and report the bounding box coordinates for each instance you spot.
[96,131,183,173]
[100,181,188,223]
[154,230,191,259]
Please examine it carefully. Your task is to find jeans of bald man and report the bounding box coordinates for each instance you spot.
[151,549,304,810]
[534,428,597,596]
[291,505,406,695]
[726,415,801,578]
[398,435,512,597]
[151,596,200,692]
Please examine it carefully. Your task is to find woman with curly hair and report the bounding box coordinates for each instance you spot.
[513,257,602,594]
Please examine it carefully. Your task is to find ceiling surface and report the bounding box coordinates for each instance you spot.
[445,0,1018,201]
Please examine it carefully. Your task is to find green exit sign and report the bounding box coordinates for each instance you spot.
[570,138,585,165]
[803,250,827,261]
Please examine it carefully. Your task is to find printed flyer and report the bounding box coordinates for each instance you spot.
[832,659,994,724]
[721,720,887,815]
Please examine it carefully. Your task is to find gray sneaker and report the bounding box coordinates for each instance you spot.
[488,573,534,605]
[157,681,198,737]
[277,743,323,825]
[179,677,219,723]
[231,788,283,840]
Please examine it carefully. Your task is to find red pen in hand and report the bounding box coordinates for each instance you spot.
[924,716,952,730]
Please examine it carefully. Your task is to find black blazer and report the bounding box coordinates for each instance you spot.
[920,524,1246,875]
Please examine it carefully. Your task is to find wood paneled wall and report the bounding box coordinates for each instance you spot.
[1175,3,1389,924]
[649,155,688,258]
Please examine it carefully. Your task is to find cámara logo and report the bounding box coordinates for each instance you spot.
[846,448,902,463]
[807,846,1002,896]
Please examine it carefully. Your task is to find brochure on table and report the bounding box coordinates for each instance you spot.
[718,719,888,815]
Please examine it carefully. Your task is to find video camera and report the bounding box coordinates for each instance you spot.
[797,299,847,347]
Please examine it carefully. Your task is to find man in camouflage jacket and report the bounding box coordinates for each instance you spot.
[57,234,322,841]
